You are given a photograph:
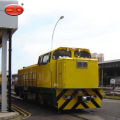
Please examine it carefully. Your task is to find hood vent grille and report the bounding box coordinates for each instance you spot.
[77,61,88,68]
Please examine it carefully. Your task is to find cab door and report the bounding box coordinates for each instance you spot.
[41,53,51,88]
[37,56,43,87]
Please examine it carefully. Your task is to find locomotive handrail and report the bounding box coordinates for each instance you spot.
[50,69,52,88]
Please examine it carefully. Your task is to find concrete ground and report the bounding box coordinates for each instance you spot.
[0,94,21,120]
[0,87,119,120]
[0,112,20,120]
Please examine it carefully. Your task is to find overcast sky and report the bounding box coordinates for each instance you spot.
[1,0,120,74]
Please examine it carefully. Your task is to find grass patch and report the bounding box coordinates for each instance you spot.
[104,96,120,100]
[102,92,120,100]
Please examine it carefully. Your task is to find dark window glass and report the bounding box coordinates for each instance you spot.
[74,51,91,58]
[53,49,71,60]
[40,57,43,64]
[42,53,51,64]
[77,62,82,68]
[38,56,43,65]
[77,61,88,68]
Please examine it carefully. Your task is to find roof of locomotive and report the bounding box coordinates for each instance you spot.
[54,47,90,51]
[39,47,91,57]
[18,64,37,71]
[19,47,91,71]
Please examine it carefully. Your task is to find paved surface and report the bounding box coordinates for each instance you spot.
[0,94,21,120]
[1,93,120,120]
[95,99,120,119]
[0,112,20,120]
[11,97,120,120]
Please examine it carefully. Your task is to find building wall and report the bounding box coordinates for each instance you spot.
[92,53,104,62]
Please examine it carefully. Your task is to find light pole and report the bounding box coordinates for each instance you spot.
[51,16,64,51]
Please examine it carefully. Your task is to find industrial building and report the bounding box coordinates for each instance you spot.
[99,59,120,87]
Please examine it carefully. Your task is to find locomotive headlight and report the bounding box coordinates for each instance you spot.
[82,96,87,102]
[64,95,71,100]
[91,94,96,99]
[82,96,91,102]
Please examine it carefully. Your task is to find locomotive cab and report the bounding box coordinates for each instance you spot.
[50,47,99,89]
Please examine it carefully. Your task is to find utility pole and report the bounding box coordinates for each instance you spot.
[1,29,7,112]
[8,30,12,112]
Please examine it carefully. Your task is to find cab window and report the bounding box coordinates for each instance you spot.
[53,49,71,60]
[42,53,51,64]
[38,56,43,65]
[74,51,91,58]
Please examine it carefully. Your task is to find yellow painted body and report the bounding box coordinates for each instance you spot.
[17,47,102,110]
[56,58,98,88]
[18,47,99,89]
[18,65,37,87]
[56,88,102,110]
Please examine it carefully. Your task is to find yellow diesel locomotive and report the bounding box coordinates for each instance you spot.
[15,47,102,110]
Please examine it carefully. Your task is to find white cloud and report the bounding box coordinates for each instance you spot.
[9,0,120,73]
[19,0,120,23]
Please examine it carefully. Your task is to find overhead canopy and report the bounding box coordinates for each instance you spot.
[99,59,120,69]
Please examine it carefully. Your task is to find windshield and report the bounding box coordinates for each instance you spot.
[53,49,71,60]
[74,51,91,58]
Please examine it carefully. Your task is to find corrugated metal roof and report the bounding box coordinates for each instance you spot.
[99,59,120,68]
